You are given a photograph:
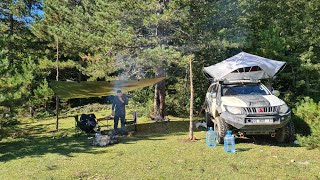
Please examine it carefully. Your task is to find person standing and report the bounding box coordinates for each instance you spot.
[112,90,128,135]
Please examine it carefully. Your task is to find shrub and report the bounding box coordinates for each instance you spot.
[293,97,320,150]
[0,106,19,129]
[130,99,153,117]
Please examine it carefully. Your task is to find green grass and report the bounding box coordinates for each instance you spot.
[1,110,320,179]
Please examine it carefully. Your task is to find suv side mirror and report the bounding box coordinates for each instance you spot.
[272,90,280,97]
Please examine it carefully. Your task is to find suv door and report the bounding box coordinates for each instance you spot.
[206,83,217,115]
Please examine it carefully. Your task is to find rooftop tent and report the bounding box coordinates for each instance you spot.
[50,77,165,100]
[203,52,286,81]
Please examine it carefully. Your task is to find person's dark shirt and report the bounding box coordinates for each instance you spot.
[112,95,128,113]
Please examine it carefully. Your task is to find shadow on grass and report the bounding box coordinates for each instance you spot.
[0,119,191,163]
[124,120,301,148]
[235,135,300,147]
[1,119,300,162]
[0,133,110,162]
[236,148,252,152]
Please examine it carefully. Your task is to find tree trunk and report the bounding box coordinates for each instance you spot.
[8,13,13,64]
[189,57,194,140]
[9,13,13,35]
[292,67,296,88]
[29,106,34,117]
[8,106,13,117]
[154,66,166,119]
[306,74,310,96]
[78,58,82,105]
[55,37,59,131]
[152,0,168,120]
[56,97,59,131]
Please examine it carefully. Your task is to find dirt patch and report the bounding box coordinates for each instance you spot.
[74,171,90,179]
[179,137,199,143]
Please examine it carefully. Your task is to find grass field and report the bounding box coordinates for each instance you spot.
[0,110,319,179]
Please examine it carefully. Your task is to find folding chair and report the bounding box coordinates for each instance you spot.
[74,114,99,134]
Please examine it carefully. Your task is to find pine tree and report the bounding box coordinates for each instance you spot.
[32,0,190,119]
[31,0,136,80]
[239,0,320,102]
[0,1,42,116]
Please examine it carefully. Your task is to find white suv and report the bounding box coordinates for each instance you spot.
[205,80,294,143]
[203,52,295,143]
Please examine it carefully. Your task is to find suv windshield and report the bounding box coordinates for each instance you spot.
[222,83,270,96]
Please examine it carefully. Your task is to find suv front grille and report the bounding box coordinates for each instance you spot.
[242,106,279,115]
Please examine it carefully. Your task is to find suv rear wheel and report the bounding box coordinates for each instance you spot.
[275,120,295,143]
[215,116,228,144]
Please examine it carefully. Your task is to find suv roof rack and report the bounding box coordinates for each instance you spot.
[222,79,260,84]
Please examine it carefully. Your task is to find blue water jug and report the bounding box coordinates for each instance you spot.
[206,127,216,147]
[224,130,235,153]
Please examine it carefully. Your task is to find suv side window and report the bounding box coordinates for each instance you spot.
[209,83,217,97]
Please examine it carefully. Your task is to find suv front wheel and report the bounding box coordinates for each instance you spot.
[205,111,214,128]
[215,116,228,144]
[275,120,295,143]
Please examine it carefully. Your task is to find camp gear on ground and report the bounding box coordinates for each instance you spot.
[75,114,99,133]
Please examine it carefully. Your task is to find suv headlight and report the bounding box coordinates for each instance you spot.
[279,104,289,113]
[225,106,242,115]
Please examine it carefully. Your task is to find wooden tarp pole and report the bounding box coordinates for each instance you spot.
[189,56,194,140]
[55,37,59,131]
[56,97,59,131]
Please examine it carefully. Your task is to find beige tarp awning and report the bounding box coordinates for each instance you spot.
[50,77,165,100]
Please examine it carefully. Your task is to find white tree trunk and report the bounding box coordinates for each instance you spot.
[189,57,194,140]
